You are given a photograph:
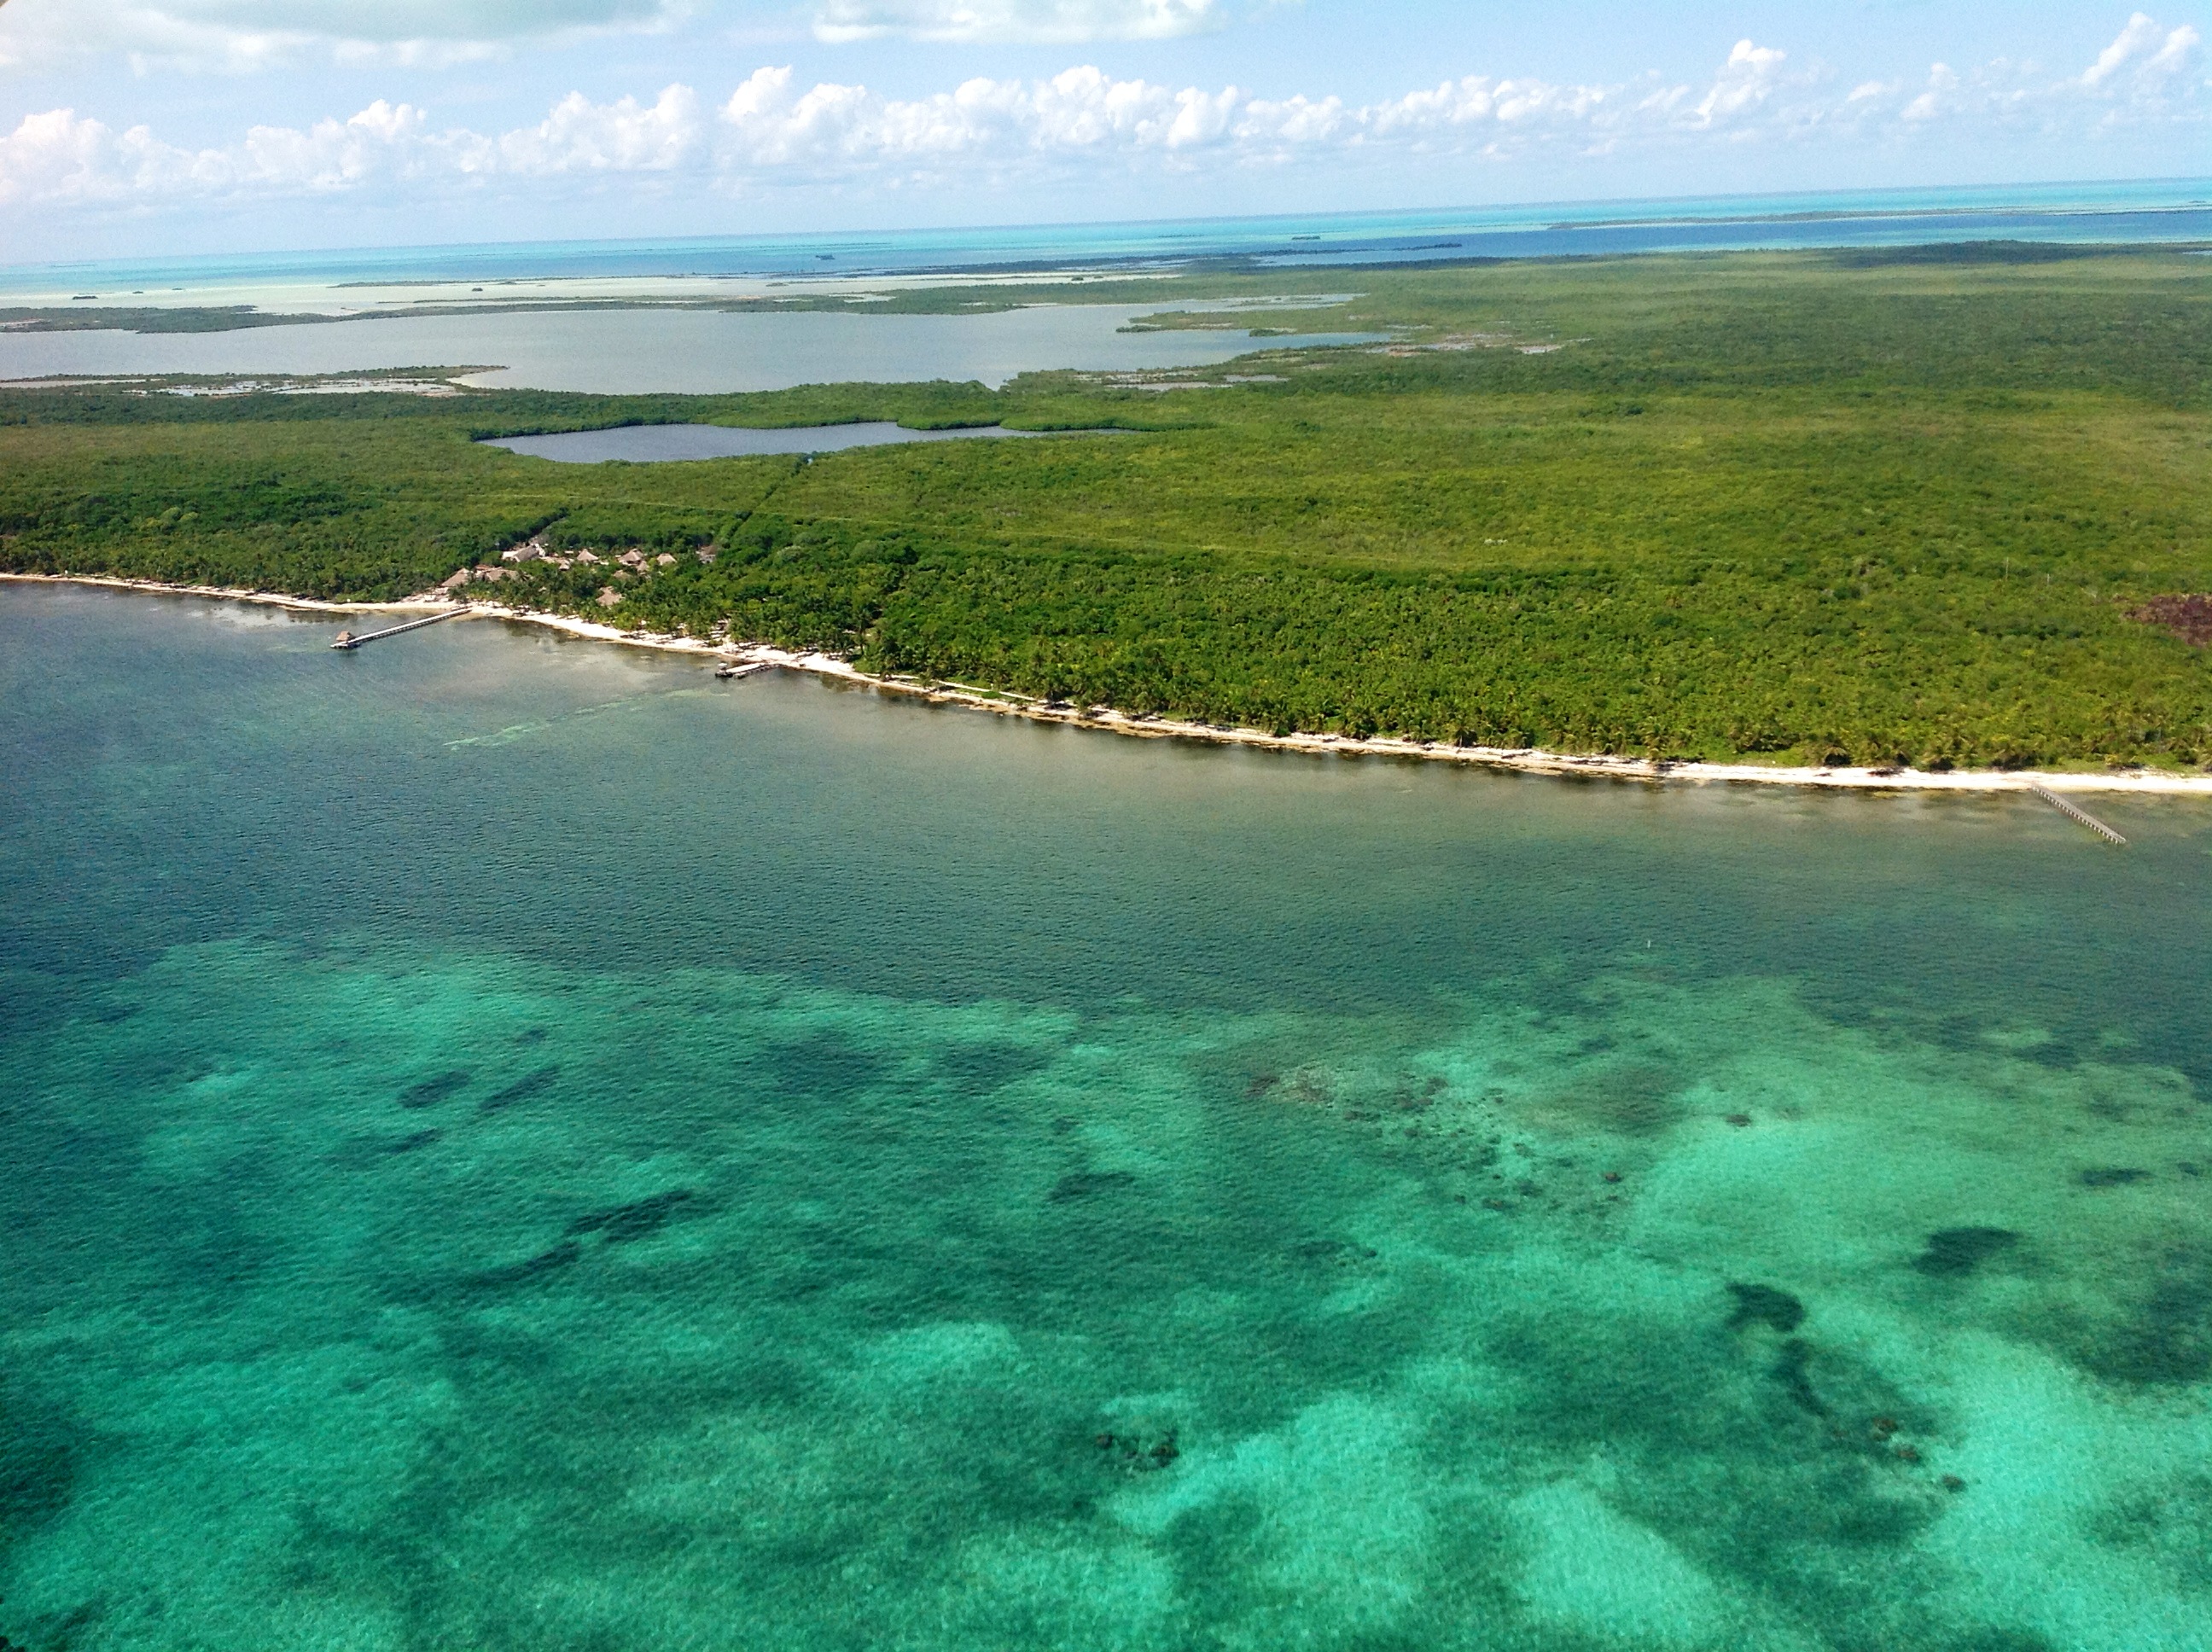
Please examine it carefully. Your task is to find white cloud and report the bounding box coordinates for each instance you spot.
[0,99,434,204]
[1236,92,1345,148]
[0,0,690,72]
[715,62,1244,163]
[723,67,851,157]
[1356,41,1802,153]
[234,102,430,188]
[812,0,1218,44]
[496,84,704,173]
[0,0,1228,67]
[3,15,2204,213]
[0,109,153,206]
[2082,9,2202,85]
[1691,39,1787,127]
[1855,13,2206,130]
[1365,75,1615,142]
[1901,63,1960,124]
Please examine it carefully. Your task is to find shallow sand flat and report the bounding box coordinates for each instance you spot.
[8,947,2209,1649]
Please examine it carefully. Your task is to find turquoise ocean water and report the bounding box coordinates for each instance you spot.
[4,177,2209,295]
[3,582,2210,1649]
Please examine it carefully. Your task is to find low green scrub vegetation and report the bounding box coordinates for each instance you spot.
[3,247,2208,769]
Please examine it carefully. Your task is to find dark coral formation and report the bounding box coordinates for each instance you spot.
[479,1064,561,1114]
[566,1190,693,1243]
[1727,1283,1807,1334]
[1912,1227,2021,1276]
[1048,1171,1137,1203]
[399,1070,471,1109]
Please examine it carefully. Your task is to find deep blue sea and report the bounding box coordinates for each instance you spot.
[4,583,2210,1649]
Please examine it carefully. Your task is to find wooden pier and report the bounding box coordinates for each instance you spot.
[331,608,467,650]
[2030,786,2128,846]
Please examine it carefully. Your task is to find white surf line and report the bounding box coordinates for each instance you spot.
[12,575,2212,799]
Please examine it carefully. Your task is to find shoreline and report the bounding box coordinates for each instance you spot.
[11,570,2212,798]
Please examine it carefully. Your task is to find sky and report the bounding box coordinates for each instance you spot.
[0,1,2205,261]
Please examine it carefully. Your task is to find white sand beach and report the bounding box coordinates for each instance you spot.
[12,572,2212,799]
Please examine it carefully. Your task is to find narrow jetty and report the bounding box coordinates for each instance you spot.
[714,661,769,680]
[330,608,467,650]
[2030,786,2128,846]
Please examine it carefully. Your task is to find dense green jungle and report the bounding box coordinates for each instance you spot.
[3,245,2208,768]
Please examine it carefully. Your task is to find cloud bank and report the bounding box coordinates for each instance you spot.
[2,15,2203,211]
[0,0,1242,68]
[0,0,692,71]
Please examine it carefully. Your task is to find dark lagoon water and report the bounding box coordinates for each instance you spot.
[4,582,2210,1651]
[482,422,1114,464]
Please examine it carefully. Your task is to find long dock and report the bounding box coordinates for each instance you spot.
[331,608,467,650]
[2030,786,2128,846]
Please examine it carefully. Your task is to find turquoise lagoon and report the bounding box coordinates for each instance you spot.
[2,582,2209,1650]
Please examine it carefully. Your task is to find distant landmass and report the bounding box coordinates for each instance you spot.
[3,237,2205,776]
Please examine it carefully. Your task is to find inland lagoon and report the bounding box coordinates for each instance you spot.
[481,422,1118,464]
[3,580,2209,1649]
[0,305,1380,396]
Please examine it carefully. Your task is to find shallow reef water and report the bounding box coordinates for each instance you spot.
[3,583,2209,1650]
